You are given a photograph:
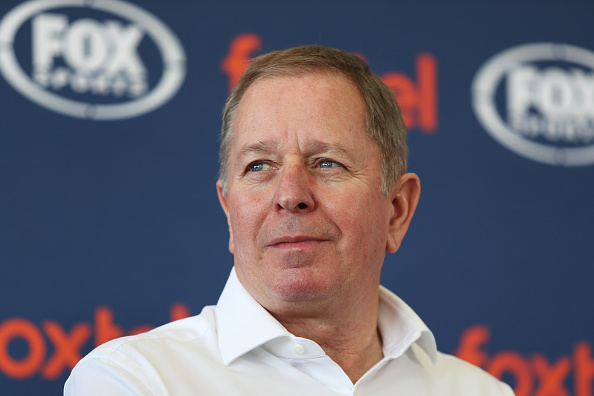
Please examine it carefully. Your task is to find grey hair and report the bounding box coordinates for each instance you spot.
[219,45,408,196]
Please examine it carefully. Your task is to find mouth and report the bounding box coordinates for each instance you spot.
[267,235,328,249]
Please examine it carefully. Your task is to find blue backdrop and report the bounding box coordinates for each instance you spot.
[1,1,593,395]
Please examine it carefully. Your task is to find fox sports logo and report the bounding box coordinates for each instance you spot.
[0,0,186,120]
[472,43,594,166]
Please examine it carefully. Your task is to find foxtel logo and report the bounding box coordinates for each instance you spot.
[0,304,190,380]
[0,0,186,120]
[221,33,438,134]
[456,325,594,396]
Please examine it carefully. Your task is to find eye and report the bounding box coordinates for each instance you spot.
[248,162,273,172]
[318,160,341,168]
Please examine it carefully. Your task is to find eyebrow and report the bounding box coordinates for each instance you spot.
[237,140,279,160]
[302,141,353,160]
[237,139,356,162]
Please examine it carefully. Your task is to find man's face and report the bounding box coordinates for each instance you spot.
[217,72,414,315]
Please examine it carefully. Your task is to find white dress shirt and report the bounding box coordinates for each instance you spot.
[64,268,515,395]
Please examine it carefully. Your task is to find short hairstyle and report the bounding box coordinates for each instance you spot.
[219,45,408,195]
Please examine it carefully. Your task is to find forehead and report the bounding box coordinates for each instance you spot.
[231,72,369,150]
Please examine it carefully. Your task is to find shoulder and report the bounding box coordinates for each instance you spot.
[92,306,217,357]
[434,350,515,395]
[65,306,219,395]
[407,344,515,396]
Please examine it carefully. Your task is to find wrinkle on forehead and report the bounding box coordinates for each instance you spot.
[231,73,370,157]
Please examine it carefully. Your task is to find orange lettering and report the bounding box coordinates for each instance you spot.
[416,53,437,132]
[222,34,438,133]
[170,302,191,322]
[0,318,46,379]
[0,303,196,379]
[381,71,417,130]
[487,351,533,396]
[41,321,91,379]
[381,53,437,133]
[128,325,154,336]
[221,33,262,92]
[94,306,123,347]
[454,324,490,367]
[532,354,570,396]
[575,341,594,396]
[455,325,594,395]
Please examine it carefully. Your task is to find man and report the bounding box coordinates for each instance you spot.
[65,46,515,395]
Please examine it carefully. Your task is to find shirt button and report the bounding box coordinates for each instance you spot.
[293,344,305,355]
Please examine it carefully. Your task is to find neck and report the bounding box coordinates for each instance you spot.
[271,298,384,383]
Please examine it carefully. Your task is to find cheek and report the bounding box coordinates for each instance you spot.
[228,193,268,244]
[332,192,389,246]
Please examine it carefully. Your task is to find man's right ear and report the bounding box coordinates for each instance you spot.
[216,180,234,254]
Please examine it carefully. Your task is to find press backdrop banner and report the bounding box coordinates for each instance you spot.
[1,1,593,395]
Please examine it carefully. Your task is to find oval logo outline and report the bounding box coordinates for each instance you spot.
[471,42,594,166]
[0,0,186,120]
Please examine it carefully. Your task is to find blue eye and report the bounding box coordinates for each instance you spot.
[319,160,340,168]
[249,162,271,172]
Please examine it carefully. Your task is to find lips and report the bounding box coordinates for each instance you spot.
[267,235,329,248]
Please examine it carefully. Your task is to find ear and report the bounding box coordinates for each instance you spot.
[386,173,421,254]
[216,179,235,254]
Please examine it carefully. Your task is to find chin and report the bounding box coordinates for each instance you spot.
[267,268,339,303]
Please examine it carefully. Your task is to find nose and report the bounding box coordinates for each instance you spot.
[274,162,315,213]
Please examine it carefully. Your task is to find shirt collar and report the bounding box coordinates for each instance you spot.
[216,267,437,366]
[378,285,438,364]
[216,267,291,366]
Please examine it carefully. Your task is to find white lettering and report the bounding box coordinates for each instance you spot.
[103,21,146,76]
[511,115,594,143]
[508,66,594,117]
[63,19,109,72]
[71,72,90,93]
[51,67,69,90]
[32,14,67,75]
[90,74,110,95]
[507,65,538,116]
[540,68,574,116]
[573,69,594,117]
[30,13,147,97]
[507,65,594,143]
